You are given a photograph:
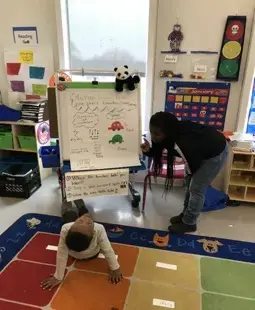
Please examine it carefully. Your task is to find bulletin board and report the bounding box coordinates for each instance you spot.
[246,78,255,134]
[4,47,54,98]
[57,82,141,171]
[165,81,230,131]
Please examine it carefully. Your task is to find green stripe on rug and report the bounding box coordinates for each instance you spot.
[202,293,255,310]
[201,257,255,299]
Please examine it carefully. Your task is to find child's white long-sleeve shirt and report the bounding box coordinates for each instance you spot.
[54,222,120,281]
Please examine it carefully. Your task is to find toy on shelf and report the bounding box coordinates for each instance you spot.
[160,70,183,79]
[190,73,206,80]
[114,65,140,92]
[168,24,184,52]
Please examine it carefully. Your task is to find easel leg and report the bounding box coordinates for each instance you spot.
[129,172,141,208]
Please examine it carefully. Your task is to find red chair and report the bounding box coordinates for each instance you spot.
[142,151,185,211]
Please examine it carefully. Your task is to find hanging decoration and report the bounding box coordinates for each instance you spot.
[216,16,246,81]
[190,73,206,80]
[160,70,183,79]
[168,24,184,53]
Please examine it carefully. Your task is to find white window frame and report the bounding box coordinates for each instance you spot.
[54,0,158,133]
[236,10,255,132]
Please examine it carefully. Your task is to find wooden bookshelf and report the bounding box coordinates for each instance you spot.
[224,148,255,203]
[0,121,52,181]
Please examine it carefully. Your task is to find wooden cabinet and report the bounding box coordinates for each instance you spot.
[225,148,255,203]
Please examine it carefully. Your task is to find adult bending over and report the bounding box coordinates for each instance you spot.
[141,112,228,233]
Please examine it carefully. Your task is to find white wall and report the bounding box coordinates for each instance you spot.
[0,0,254,133]
[0,0,58,90]
[153,0,255,131]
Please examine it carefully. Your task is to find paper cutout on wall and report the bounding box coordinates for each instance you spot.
[19,50,33,64]
[10,80,25,92]
[29,66,45,79]
[6,63,21,75]
[32,84,47,96]
[26,94,41,100]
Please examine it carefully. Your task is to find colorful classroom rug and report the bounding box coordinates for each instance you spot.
[0,214,255,310]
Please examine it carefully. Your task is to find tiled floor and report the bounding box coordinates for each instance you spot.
[1,174,255,242]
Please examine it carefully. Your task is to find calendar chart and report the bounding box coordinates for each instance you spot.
[165,81,230,131]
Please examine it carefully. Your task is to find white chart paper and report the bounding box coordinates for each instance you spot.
[65,168,129,201]
[64,87,141,170]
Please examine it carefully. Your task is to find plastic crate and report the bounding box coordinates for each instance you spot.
[17,134,37,151]
[0,164,41,198]
[0,132,13,149]
[0,164,39,184]
[39,146,60,168]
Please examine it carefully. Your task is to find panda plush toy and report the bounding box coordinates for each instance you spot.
[114,65,140,92]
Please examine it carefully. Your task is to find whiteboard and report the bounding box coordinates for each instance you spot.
[4,46,54,97]
[57,82,141,170]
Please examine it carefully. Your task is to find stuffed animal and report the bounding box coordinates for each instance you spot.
[114,65,140,92]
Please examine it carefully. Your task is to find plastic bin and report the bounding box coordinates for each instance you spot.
[0,132,13,149]
[17,134,37,151]
[0,164,41,199]
[39,146,60,168]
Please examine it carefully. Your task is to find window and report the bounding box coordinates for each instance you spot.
[60,0,150,132]
[245,74,255,134]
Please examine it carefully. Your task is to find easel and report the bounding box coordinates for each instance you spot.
[54,68,145,209]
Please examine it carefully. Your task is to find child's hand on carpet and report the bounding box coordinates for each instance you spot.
[109,268,123,285]
[41,275,62,291]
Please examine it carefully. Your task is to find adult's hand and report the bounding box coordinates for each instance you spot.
[140,138,150,153]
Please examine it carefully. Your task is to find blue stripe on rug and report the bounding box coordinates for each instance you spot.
[0,213,254,272]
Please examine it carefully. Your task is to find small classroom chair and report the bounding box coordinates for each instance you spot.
[142,151,185,211]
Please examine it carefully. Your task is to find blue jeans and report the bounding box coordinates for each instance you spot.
[182,143,229,225]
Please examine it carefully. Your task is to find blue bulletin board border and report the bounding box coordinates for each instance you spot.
[165,81,231,131]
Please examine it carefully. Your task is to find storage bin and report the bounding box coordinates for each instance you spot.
[17,134,37,151]
[0,132,13,149]
[39,146,60,168]
[0,164,41,198]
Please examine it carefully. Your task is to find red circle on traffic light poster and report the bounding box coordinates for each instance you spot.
[226,21,244,41]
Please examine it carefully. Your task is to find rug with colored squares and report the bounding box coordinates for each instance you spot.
[0,214,255,310]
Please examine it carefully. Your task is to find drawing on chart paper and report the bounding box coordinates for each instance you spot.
[108,121,124,131]
[109,134,124,144]
[60,84,141,170]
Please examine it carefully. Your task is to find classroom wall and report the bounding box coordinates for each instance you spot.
[0,0,59,91]
[0,0,254,133]
[152,0,255,131]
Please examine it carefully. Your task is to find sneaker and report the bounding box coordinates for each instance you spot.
[74,199,89,216]
[168,221,197,234]
[170,213,184,224]
[61,200,79,224]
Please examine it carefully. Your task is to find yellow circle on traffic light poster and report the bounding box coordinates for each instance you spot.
[222,41,241,59]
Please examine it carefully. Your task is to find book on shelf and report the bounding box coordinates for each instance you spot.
[20,99,49,123]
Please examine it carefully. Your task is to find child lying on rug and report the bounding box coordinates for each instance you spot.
[41,204,122,290]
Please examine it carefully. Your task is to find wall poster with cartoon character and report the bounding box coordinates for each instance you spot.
[165,81,230,131]
[57,82,141,171]
[37,122,50,145]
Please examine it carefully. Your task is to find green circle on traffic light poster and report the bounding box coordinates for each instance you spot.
[219,59,239,78]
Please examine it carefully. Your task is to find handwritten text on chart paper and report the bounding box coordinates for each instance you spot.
[65,169,129,201]
[64,88,141,171]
